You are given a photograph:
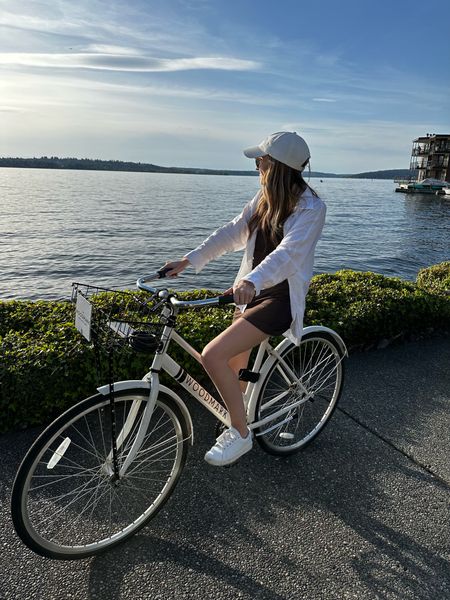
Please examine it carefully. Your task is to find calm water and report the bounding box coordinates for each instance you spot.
[1,168,449,300]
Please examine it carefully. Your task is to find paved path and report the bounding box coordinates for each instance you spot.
[1,337,449,600]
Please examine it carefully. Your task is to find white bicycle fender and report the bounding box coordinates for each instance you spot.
[301,326,348,357]
[97,380,194,445]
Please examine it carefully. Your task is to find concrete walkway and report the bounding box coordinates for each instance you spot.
[1,337,449,600]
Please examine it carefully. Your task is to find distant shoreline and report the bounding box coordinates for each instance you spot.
[0,157,414,181]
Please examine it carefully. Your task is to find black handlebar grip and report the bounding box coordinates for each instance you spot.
[218,294,235,305]
[157,267,172,278]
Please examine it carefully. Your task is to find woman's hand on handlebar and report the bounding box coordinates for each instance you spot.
[226,280,256,305]
[161,257,190,277]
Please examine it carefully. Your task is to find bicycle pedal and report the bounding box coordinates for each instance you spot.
[238,369,260,383]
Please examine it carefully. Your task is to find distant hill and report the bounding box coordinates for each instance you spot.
[0,156,255,176]
[0,157,414,180]
[346,169,415,180]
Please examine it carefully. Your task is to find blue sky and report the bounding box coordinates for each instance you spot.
[1,0,449,172]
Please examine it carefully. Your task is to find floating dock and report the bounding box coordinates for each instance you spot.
[395,178,449,194]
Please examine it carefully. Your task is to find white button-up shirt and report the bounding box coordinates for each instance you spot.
[185,187,326,344]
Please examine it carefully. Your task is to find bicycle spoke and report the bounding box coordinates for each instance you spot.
[125,441,179,477]
[32,475,103,531]
[49,481,111,544]
[38,447,100,473]
[28,468,100,492]
[255,336,344,454]
[14,392,188,556]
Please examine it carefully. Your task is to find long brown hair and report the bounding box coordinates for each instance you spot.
[248,158,317,245]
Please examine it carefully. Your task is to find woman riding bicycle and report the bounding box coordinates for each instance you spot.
[164,131,326,467]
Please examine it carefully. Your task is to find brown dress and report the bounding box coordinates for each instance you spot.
[233,228,292,336]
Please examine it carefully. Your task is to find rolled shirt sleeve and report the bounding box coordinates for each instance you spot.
[185,193,260,273]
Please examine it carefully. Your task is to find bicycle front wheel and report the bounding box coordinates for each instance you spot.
[254,332,345,456]
[11,389,189,559]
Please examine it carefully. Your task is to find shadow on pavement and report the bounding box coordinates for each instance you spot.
[86,337,450,600]
[2,337,449,599]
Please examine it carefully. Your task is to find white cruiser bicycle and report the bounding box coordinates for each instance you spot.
[11,271,347,560]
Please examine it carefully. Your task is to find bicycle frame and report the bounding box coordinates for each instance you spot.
[10,278,348,561]
[97,294,346,476]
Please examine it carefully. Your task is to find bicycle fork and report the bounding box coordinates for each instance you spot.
[100,319,175,478]
[100,373,159,479]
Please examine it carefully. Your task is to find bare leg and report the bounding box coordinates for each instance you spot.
[202,319,268,438]
[229,350,251,393]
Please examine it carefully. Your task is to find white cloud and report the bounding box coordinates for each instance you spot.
[281,118,450,171]
[0,51,260,72]
[83,44,142,56]
[0,2,233,59]
[1,1,448,172]
[0,105,25,112]
[0,71,282,112]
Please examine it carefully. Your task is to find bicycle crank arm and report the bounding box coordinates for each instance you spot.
[250,393,312,430]
[254,415,294,437]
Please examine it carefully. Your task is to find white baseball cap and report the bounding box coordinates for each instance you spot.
[243,131,310,171]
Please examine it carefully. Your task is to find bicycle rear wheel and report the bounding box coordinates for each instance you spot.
[11,390,189,559]
[254,332,345,455]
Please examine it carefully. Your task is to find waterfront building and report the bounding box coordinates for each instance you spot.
[409,133,450,182]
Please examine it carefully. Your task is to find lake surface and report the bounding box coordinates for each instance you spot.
[1,168,449,300]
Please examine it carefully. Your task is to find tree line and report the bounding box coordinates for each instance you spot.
[0,156,414,180]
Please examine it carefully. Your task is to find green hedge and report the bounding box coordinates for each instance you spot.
[1,263,449,433]
[306,269,450,347]
[416,261,450,295]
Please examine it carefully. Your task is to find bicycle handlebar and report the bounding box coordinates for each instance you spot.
[136,273,235,309]
[136,271,170,294]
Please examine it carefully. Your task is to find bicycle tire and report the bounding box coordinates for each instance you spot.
[11,389,189,560]
[254,331,345,456]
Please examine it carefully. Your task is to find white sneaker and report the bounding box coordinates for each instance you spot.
[205,427,253,466]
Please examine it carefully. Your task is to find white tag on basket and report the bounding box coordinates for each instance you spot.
[75,294,92,341]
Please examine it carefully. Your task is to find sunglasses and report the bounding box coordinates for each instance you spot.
[255,156,268,168]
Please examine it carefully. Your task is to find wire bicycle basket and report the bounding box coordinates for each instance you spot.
[71,283,164,355]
